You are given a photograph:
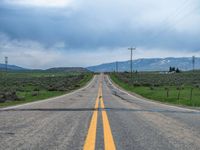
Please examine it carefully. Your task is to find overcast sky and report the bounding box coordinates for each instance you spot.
[0,0,200,69]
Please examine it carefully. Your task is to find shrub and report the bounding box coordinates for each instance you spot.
[31,92,38,97]
[133,83,141,86]
[33,88,40,92]
[150,86,154,90]
[0,91,19,102]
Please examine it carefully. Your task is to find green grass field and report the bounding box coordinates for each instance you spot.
[0,71,93,107]
[110,72,200,107]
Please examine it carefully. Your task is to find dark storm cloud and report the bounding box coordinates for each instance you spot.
[0,0,200,51]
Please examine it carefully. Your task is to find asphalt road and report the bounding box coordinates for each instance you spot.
[0,74,200,150]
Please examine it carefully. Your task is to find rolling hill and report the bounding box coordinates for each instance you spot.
[0,64,27,71]
[46,67,90,72]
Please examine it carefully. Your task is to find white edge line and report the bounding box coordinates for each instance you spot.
[107,75,200,112]
[1,75,96,110]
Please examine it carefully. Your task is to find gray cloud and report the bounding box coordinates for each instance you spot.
[0,0,200,68]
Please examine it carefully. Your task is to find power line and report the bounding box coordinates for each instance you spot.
[150,4,198,43]
[138,0,195,46]
[156,0,192,28]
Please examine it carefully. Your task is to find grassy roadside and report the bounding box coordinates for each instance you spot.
[110,73,200,107]
[0,73,93,108]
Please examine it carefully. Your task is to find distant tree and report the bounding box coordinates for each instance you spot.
[169,66,172,72]
[176,68,181,73]
[169,66,176,72]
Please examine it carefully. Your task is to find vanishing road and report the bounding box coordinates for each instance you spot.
[0,74,200,150]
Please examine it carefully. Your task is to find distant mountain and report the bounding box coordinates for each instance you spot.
[0,63,27,71]
[46,67,90,72]
[0,64,89,72]
[87,57,200,72]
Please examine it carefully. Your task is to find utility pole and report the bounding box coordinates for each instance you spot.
[128,47,136,85]
[116,61,118,73]
[192,56,195,72]
[5,56,8,73]
[4,56,8,88]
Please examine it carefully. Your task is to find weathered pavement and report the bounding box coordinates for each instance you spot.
[0,74,200,150]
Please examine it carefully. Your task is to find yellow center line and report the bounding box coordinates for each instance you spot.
[84,78,116,150]
[83,85,100,150]
[100,83,116,150]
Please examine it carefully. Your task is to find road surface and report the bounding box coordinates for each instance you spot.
[0,74,200,150]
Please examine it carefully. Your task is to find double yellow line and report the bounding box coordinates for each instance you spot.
[83,82,116,150]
